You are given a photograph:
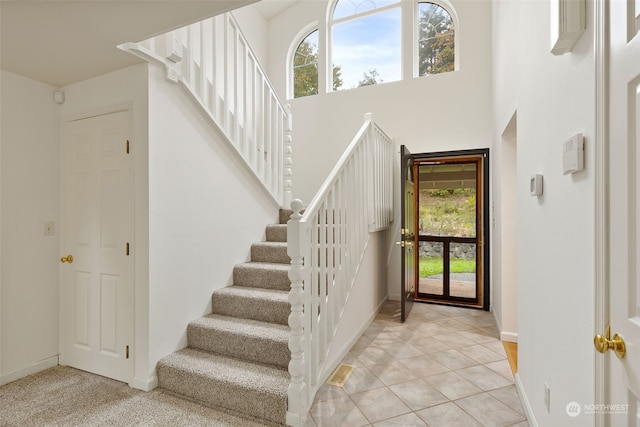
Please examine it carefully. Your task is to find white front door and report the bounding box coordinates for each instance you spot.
[60,109,133,383]
[605,0,640,423]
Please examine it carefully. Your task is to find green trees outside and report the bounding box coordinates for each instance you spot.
[358,69,383,87]
[293,38,343,98]
[294,2,455,97]
[418,2,455,76]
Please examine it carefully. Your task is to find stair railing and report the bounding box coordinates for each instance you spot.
[286,113,394,426]
[119,13,293,207]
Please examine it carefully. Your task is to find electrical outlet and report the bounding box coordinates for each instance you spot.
[44,221,55,236]
[544,382,551,412]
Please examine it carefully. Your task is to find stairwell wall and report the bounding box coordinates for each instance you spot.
[147,65,280,386]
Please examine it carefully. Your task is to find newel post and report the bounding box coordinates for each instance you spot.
[283,104,294,208]
[286,199,307,426]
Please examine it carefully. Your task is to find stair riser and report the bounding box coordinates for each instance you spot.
[279,209,294,225]
[212,294,289,325]
[233,265,290,291]
[265,225,287,242]
[251,244,290,264]
[188,325,290,369]
[157,364,287,425]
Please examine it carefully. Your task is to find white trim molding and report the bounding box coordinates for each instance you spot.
[593,0,607,425]
[131,374,158,392]
[515,373,538,427]
[0,355,59,386]
[550,0,586,55]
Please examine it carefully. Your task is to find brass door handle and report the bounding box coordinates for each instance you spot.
[594,327,626,359]
[60,255,74,264]
[395,241,413,247]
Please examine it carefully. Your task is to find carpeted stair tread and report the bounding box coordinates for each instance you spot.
[266,224,287,242]
[251,241,290,264]
[157,348,288,425]
[188,314,290,368]
[212,286,290,325]
[233,262,290,291]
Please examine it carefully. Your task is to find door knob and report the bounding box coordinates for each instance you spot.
[60,255,74,263]
[594,326,626,359]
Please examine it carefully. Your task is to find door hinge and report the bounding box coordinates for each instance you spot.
[126,242,130,256]
[126,345,130,359]
[126,140,130,154]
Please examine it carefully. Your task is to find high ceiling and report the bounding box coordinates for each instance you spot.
[251,0,301,20]
[0,1,257,87]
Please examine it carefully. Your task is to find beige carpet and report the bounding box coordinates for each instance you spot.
[0,366,271,426]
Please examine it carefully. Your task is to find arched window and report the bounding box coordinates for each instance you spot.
[417,2,455,76]
[288,0,457,96]
[293,30,320,98]
[330,0,402,90]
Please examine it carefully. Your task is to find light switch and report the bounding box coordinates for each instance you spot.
[530,174,543,196]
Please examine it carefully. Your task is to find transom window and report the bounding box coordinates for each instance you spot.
[331,0,402,89]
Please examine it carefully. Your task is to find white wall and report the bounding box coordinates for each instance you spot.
[491,111,518,342]
[60,64,151,389]
[492,0,596,425]
[501,114,518,341]
[232,7,269,71]
[146,65,280,384]
[0,71,61,384]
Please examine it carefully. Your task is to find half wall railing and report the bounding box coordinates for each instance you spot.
[119,13,292,207]
[286,113,394,426]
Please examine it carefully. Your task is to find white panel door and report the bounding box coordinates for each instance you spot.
[606,0,640,424]
[60,110,133,383]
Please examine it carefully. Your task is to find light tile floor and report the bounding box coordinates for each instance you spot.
[305,300,529,427]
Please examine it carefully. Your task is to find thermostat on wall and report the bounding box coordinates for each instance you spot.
[563,133,584,175]
[530,174,543,197]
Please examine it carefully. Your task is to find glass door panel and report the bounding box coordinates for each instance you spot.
[419,241,444,295]
[449,242,477,299]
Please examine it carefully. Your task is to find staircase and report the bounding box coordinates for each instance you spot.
[157,209,294,425]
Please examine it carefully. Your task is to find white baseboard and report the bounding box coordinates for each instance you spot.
[515,373,537,427]
[0,355,59,386]
[501,331,518,342]
[132,374,158,391]
[492,309,518,342]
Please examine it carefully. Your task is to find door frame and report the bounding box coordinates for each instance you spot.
[593,0,606,424]
[400,145,415,322]
[59,104,135,384]
[411,148,490,310]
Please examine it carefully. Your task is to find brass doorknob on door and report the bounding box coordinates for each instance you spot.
[60,255,74,263]
[594,327,626,359]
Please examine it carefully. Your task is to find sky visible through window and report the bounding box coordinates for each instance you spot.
[332,6,401,89]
